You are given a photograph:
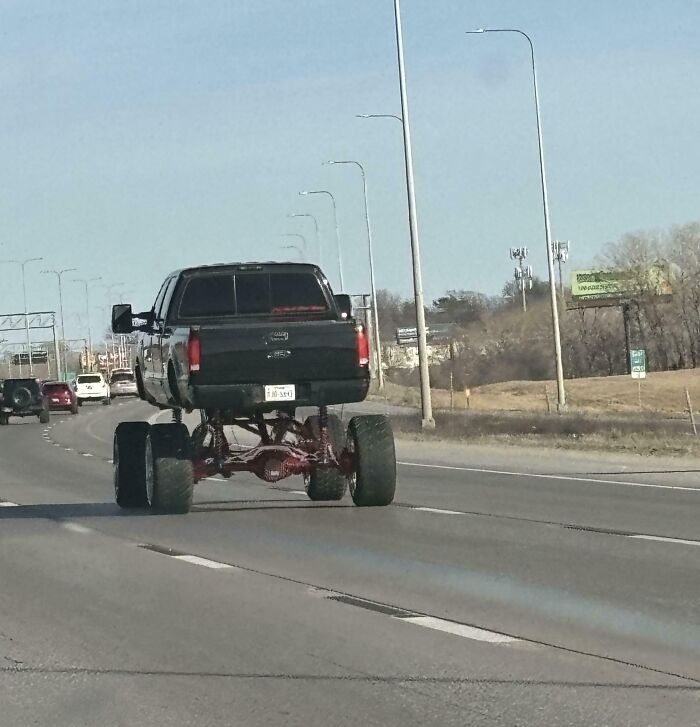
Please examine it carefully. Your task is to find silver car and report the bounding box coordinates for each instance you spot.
[109,369,138,398]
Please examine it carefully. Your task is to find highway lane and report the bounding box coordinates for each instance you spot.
[1,401,700,725]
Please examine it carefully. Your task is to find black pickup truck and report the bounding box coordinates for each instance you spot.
[112,262,395,514]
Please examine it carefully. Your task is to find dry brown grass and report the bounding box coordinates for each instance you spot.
[373,369,700,419]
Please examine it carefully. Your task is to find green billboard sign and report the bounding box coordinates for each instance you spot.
[571,265,672,304]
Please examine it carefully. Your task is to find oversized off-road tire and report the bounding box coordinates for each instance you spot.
[38,409,50,424]
[149,423,194,514]
[304,413,347,501]
[71,404,79,415]
[113,421,151,508]
[347,415,396,507]
[0,414,9,425]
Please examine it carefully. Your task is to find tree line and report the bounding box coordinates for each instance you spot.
[377,221,700,390]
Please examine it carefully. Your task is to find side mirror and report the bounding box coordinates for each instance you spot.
[334,294,352,320]
[112,304,134,334]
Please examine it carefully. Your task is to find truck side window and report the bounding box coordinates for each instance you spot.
[151,279,170,320]
[158,276,179,323]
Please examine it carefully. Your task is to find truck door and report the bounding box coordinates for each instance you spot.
[155,276,179,402]
[142,279,170,398]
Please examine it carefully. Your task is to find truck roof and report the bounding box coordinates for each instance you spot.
[167,262,324,279]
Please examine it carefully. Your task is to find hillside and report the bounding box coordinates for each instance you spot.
[377,368,700,419]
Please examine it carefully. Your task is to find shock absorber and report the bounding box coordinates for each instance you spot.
[318,405,330,464]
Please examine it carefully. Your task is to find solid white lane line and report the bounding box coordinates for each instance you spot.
[290,490,307,496]
[628,534,700,547]
[397,616,519,644]
[398,461,700,492]
[412,506,462,515]
[171,554,237,570]
[0,501,19,507]
[81,453,93,457]
[61,522,93,534]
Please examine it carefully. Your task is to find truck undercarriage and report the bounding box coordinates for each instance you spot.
[113,406,396,513]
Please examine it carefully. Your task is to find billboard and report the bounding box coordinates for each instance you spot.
[571,265,673,305]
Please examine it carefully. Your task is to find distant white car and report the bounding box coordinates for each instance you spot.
[109,368,138,398]
[74,373,111,406]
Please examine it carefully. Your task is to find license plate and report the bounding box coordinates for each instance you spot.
[264,384,295,401]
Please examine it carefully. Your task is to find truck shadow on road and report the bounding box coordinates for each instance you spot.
[0,500,352,520]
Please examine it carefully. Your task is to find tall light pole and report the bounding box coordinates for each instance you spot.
[467,27,566,411]
[385,0,435,426]
[280,244,304,261]
[281,233,308,259]
[1,257,43,375]
[71,276,102,371]
[42,267,77,381]
[300,190,345,291]
[288,213,321,268]
[325,159,384,389]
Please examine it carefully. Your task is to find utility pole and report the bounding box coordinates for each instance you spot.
[552,240,570,300]
[42,267,77,381]
[510,247,532,313]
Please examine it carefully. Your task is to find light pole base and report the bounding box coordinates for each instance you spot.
[556,401,568,413]
[421,417,436,430]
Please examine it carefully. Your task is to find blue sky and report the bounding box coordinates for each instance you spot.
[1,0,700,343]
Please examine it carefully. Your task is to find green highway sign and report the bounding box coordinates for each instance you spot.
[630,349,646,379]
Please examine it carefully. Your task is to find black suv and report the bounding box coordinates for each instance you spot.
[0,379,50,425]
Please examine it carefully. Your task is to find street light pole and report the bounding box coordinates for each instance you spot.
[42,267,77,380]
[300,190,345,291]
[71,277,102,371]
[1,257,43,375]
[467,28,566,411]
[326,159,384,389]
[288,213,321,267]
[389,0,434,427]
[281,234,308,259]
[280,244,304,261]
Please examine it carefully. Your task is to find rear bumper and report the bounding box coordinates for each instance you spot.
[77,394,108,401]
[185,377,369,414]
[111,387,138,397]
[1,408,44,416]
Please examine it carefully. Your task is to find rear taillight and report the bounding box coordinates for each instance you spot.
[356,325,370,367]
[188,330,201,373]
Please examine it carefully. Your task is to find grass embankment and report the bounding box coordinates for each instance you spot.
[369,370,700,456]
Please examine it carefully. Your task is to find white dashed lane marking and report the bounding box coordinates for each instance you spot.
[171,554,238,570]
[628,534,700,547]
[396,615,520,644]
[61,522,93,534]
[412,506,462,515]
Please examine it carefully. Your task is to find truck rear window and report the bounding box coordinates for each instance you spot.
[178,273,329,318]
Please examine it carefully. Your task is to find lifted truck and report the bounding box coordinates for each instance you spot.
[111,262,396,514]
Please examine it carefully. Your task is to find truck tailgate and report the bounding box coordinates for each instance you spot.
[195,320,361,385]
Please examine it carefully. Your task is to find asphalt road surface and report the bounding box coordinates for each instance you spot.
[1,399,700,726]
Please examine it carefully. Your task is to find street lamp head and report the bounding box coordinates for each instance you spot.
[467,28,486,34]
